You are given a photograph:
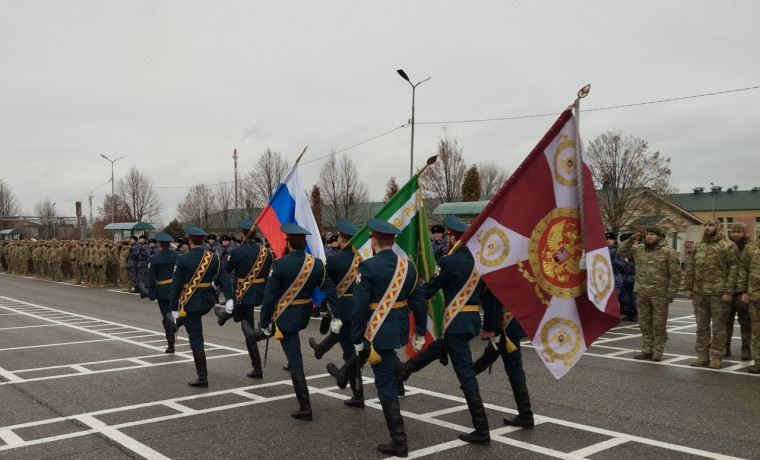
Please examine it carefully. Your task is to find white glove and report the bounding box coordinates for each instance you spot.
[262,323,273,336]
[413,333,425,352]
[330,318,343,334]
[225,299,235,314]
[212,281,218,289]
[172,311,179,320]
[489,334,501,350]
[354,342,364,355]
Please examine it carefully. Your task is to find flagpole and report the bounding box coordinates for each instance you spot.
[295,146,309,164]
[574,84,590,270]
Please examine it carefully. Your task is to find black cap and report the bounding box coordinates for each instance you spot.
[207,234,217,241]
[430,224,444,234]
[605,232,617,240]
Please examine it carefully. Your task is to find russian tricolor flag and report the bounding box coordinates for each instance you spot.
[255,163,326,262]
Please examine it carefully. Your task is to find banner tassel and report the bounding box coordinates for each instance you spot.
[368,343,382,364]
[274,324,283,340]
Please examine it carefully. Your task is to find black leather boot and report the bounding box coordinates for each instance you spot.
[396,341,440,382]
[308,333,339,360]
[245,334,263,379]
[504,382,534,429]
[343,356,364,408]
[290,371,312,421]
[343,358,364,409]
[377,401,408,457]
[327,362,347,389]
[213,306,233,326]
[188,349,208,388]
[459,393,491,444]
[472,345,500,375]
[165,331,175,354]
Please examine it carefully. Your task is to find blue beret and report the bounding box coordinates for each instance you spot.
[336,219,359,237]
[184,226,208,236]
[367,218,401,236]
[281,223,311,236]
[443,215,468,233]
[154,232,173,242]
[238,219,255,230]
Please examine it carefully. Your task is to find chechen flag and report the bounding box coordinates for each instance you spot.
[460,107,619,379]
[255,163,325,261]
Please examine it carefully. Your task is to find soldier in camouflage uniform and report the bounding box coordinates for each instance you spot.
[725,222,753,360]
[684,219,738,369]
[735,232,760,373]
[119,241,131,291]
[617,227,681,361]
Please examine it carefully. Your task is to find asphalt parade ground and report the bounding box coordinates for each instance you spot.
[0,273,757,459]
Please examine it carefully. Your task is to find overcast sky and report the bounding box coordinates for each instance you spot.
[2,1,759,226]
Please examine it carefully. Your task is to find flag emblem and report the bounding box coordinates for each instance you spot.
[475,227,510,268]
[529,207,584,300]
[540,316,582,366]
[590,254,613,304]
[553,134,579,187]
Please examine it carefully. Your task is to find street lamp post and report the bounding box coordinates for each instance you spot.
[100,154,124,223]
[397,69,431,179]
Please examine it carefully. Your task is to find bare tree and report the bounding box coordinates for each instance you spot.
[0,179,22,229]
[477,162,509,199]
[310,184,324,235]
[384,176,400,203]
[420,130,467,204]
[215,182,235,235]
[319,152,372,227]
[34,199,57,239]
[177,184,217,229]
[243,148,289,209]
[587,130,676,234]
[117,167,162,222]
[461,165,481,202]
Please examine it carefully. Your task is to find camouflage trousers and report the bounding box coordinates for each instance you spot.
[637,295,670,354]
[749,300,760,367]
[726,294,751,353]
[692,294,730,358]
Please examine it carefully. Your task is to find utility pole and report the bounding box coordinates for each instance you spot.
[233,148,239,209]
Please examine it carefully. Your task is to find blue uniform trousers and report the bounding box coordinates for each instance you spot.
[240,304,256,333]
[157,300,173,335]
[337,320,355,362]
[183,306,213,351]
[371,348,399,403]
[281,331,304,374]
[445,333,479,394]
[129,267,139,287]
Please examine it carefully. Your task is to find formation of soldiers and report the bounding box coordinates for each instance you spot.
[0,239,132,288]
[5,217,760,457]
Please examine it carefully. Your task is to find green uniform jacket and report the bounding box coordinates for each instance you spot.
[684,231,738,296]
[170,247,232,313]
[148,248,179,302]
[321,245,358,321]
[422,245,482,336]
[259,250,327,333]
[224,240,274,306]
[351,249,427,350]
[617,238,681,300]
[736,241,760,302]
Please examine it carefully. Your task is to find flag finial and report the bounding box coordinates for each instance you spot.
[416,155,438,177]
[577,84,591,99]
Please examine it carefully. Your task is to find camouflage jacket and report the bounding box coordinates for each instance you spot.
[735,240,760,302]
[684,231,738,296]
[618,238,680,299]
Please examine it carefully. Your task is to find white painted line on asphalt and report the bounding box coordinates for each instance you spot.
[76,415,172,460]
[0,365,20,383]
[0,324,61,330]
[570,436,630,457]
[0,427,25,447]
[0,338,114,352]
